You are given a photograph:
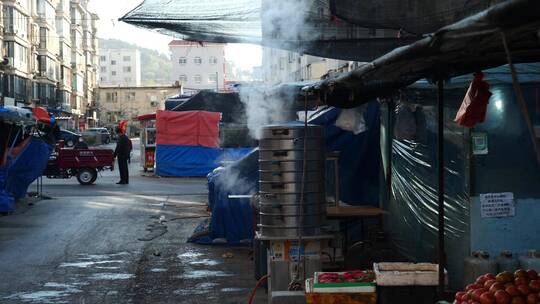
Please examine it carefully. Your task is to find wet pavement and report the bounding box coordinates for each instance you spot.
[0,140,266,303]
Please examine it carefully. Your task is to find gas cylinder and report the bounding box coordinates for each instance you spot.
[497,250,519,273]
[464,251,497,285]
[519,250,540,272]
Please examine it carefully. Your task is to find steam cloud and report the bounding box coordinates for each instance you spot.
[238,0,322,139]
[239,86,294,139]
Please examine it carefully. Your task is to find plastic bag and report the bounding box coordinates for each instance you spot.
[455,72,492,128]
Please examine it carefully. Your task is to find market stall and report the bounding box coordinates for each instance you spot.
[137,113,157,172]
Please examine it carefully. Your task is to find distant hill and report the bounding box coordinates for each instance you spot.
[99,39,172,86]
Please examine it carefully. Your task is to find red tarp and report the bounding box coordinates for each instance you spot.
[137,113,157,121]
[156,110,220,148]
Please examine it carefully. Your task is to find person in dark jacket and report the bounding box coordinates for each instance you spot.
[74,137,89,149]
[114,127,130,184]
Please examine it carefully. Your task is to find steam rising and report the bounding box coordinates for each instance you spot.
[237,0,320,139]
[239,86,294,139]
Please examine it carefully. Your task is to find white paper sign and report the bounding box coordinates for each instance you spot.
[480,192,515,218]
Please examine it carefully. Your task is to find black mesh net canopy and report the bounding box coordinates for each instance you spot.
[121,0,511,61]
[329,0,506,35]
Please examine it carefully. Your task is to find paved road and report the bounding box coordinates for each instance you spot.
[0,140,265,303]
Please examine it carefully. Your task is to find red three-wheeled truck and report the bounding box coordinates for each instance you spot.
[43,142,114,185]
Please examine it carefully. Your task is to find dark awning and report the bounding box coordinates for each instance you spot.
[308,0,540,108]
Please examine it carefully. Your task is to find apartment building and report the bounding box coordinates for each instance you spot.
[169,40,226,91]
[98,49,141,87]
[96,84,182,127]
[0,0,98,129]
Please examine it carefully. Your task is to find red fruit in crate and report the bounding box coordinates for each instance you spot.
[456,291,467,301]
[498,272,515,284]
[507,286,521,297]
[485,274,497,280]
[494,290,511,304]
[516,277,531,286]
[469,283,484,291]
[517,285,532,296]
[510,296,525,304]
[527,270,539,281]
[529,280,540,292]
[474,289,488,301]
[480,292,496,304]
[491,283,506,293]
[516,270,529,279]
[526,293,538,304]
[486,280,498,288]
[478,276,490,285]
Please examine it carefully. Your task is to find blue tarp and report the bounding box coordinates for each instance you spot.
[155,145,253,177]
[193,150,259,245]
[0,137,52,211]
[190,102,381,245]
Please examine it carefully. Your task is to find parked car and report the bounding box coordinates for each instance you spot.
[59,129,82,147]
[86,127,111,144]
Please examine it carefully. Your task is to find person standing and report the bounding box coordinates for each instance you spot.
[114,127,130,184]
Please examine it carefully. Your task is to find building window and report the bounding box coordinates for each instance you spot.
[179,57,187,65]
[122,67,131,72]
[194,75,202,83]
[106,92,118,103]
[100,67,106,72]
[39,27,48,49]
[193,57,202,65]
[111,71,117,76]
[111,60,116,65]
[4,7,29,37]
[179,74,188,82]
[123,56,131,62]
[209,56,218,65]
[208,73,217,83]
[125,92,136,101]
[100,56,106,62]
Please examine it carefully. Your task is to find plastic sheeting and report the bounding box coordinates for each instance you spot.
[156,110,220,148]
[155,145,252,177]
[381,89,471,289]
[3,137,52,200]
[190,102,381,245]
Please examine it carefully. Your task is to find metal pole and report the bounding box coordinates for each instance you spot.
[437,79,446,299]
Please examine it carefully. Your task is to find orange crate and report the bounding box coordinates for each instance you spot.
[306,292,377,304]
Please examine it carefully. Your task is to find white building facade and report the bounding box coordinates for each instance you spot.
[98,49,141,87]
[169,40,225,91]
